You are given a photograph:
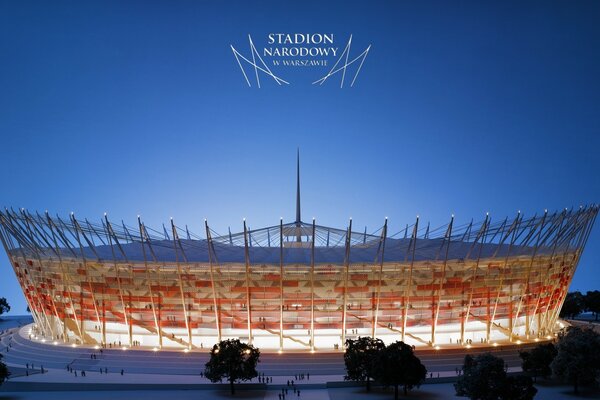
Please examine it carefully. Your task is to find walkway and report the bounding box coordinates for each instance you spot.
[0,322,534,388]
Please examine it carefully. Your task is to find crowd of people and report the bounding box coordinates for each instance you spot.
[66,364,125,377]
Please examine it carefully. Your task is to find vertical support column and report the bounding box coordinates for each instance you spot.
[128,291,133,345]
[104,215,132,347]
[488,213,521,342]
[20,211,61,339]
[205,221,221,342]
[0,214,47,336]
[81,217,108,345]
[71,214,103,344]
[310,219,316,351]
[341,219,352,347]
[138,217,162,348]
[530,212,565,336]
[242,220,253,344]
[170,218,192,349]
[80,290,85,338]
[372,218,388,338]
[279,219,284,352]
[549,207,597,328]
[486,288,491,341]
[432,216,453,346]
[508,287,514,337]
[513,211,548,339]
[143,222,165,348]
[23,215,60,338]
[53,214,92,340]
[46,212,84,343]
[461,214,490,344]
[402,217,419,342]
[102,292,106,345]
[0,220,39,329]
[541,210,578,331]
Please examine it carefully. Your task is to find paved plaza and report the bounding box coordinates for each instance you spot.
[1,317,599,399]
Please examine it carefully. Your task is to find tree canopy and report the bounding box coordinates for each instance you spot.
[584,290,600,321]
[0,354,9,386]
[374,341,427,400]
[344,336,385,391]
[551,326,600,394]
[0,298,10,316]
[204,339,260,395]
[502,375,539,400]
[455,353,536,400]
[559,291,584,319]
[519,342,557,381]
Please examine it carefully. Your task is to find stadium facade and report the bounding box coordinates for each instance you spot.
[0,159,597,351]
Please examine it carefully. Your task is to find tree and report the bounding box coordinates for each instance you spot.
[585,290,600,321]
[519,343,557,381]
[503,375,537,400]
[551,326,600,394]
[455,353,507,400]
[455,353,536,400]
[559,291,584,319]
[374,341,427,400]
[0,298,10,317]
[204,339,260,395]
[344,336,385,392]
[0,354,9,386]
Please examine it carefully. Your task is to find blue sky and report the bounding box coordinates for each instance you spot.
[0,0,599,315]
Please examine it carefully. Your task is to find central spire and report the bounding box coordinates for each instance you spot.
[296,148,301,224]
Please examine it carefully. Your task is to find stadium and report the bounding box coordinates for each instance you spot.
[0,160,597,352]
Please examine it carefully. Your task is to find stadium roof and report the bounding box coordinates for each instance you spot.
[0,152,597,265]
